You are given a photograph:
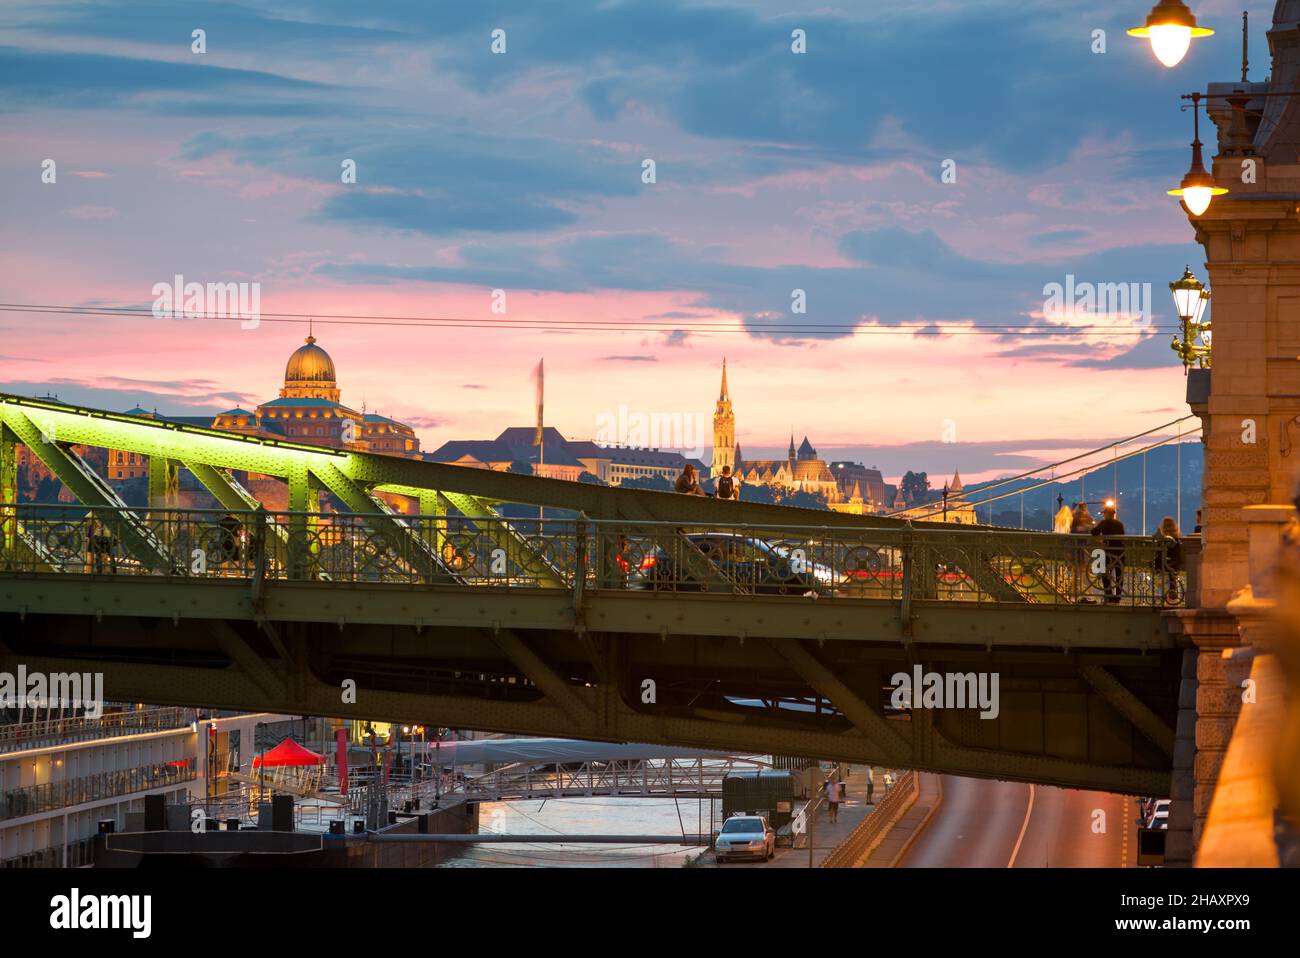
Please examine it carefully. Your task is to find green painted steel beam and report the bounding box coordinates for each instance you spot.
[766,636,911,762]
[0,574,1176,649]
[310,461,455,584]
[183,461,262,512]
[439,490,567,587]
[0,423,15,555]
[0,391,973,529]
[487,627,596,728]
[1079,664,1177,757]
[147,456,179,509]
[2,410,174,570]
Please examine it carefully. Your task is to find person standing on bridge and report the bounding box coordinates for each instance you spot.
[674,463,704,496]
[1091,504,1127,604]
[1154,516,1184,605]
[1070,503,1094,599]
[714,465,738,500]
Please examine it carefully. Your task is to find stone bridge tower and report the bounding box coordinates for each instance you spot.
[1168,0,1300,864]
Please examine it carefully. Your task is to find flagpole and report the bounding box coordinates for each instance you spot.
[535,359,545,527]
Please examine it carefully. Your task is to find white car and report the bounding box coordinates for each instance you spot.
[715,815,776,863]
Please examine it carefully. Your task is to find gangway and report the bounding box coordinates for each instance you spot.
[448,755,770,801]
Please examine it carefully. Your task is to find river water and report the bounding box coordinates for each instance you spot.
[439,795,722,868]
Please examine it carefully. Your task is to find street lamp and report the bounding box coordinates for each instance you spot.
[1168,92,1227,216]
[1170,266,1212,371]
[1129,1,1214,68]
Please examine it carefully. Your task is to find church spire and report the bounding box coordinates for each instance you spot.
[712,358,736,476]
[788,433,796,459]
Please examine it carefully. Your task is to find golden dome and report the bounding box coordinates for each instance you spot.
[285,336,336,384]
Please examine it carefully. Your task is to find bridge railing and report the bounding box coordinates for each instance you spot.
[0,503,1191,607]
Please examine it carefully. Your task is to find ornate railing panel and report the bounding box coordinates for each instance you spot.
[0,504,1191,607]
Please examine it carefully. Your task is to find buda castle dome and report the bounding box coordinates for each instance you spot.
[285,335,337,384]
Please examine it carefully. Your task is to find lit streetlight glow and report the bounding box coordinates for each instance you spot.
[1129,2,1214,68]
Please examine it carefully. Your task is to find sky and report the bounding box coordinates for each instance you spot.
[0,0,1262,482]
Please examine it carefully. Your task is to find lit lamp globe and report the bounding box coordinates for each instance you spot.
[1169,266,1208,322]
[1168,147,1227,216]
[1129,1,1214,67]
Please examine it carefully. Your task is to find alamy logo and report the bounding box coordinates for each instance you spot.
[0,666,104,718]
[595,405,708,458]
[890,666,1000,719]
[49,889,151,938]
[151,274,261,329]
[1042,275,1152,325]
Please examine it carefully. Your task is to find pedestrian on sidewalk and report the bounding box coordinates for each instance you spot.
[824,777,840,823]
[866,768,875,805]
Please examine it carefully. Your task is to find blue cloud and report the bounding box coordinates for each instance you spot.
[0,45,327,113]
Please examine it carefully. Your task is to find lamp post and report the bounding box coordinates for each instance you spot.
[1168,93,1228,216]
[1170,265,1212,371]
[1129,1,1214,68]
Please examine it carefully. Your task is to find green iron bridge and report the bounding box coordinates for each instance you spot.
[0,393,1191,795]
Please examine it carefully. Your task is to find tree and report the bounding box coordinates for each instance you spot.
[900,471,930,506]
[776,489,829,510]
[577,471,605,485]
[508,460,534,475]
[620,475,672,492]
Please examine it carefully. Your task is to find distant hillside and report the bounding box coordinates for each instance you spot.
[924,442,1204,533]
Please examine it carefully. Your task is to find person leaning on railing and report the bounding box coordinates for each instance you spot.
[85,514,118,574]
[1153,517,1184,605]
[1090,505,1127,605]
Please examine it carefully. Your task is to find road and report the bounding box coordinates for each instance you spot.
[897,775,1135,868]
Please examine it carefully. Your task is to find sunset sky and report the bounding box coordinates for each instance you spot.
[0,0,1254,482]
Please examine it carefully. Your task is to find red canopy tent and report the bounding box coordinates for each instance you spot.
[253,737,324,768]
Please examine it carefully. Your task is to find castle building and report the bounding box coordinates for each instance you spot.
[209,335,421,457]
[428,428,705,485]
[709,362,887,509]
[738,434,844,502]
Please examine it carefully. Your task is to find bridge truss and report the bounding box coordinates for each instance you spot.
[0,393,1187,795]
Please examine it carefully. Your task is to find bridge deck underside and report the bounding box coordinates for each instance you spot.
[0,577,1179,796]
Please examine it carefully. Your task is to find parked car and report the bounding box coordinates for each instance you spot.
[638,534,833,595]
[715,814,776,863]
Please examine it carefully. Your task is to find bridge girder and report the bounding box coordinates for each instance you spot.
[0,392,929,528]
[0,601,1179,795]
